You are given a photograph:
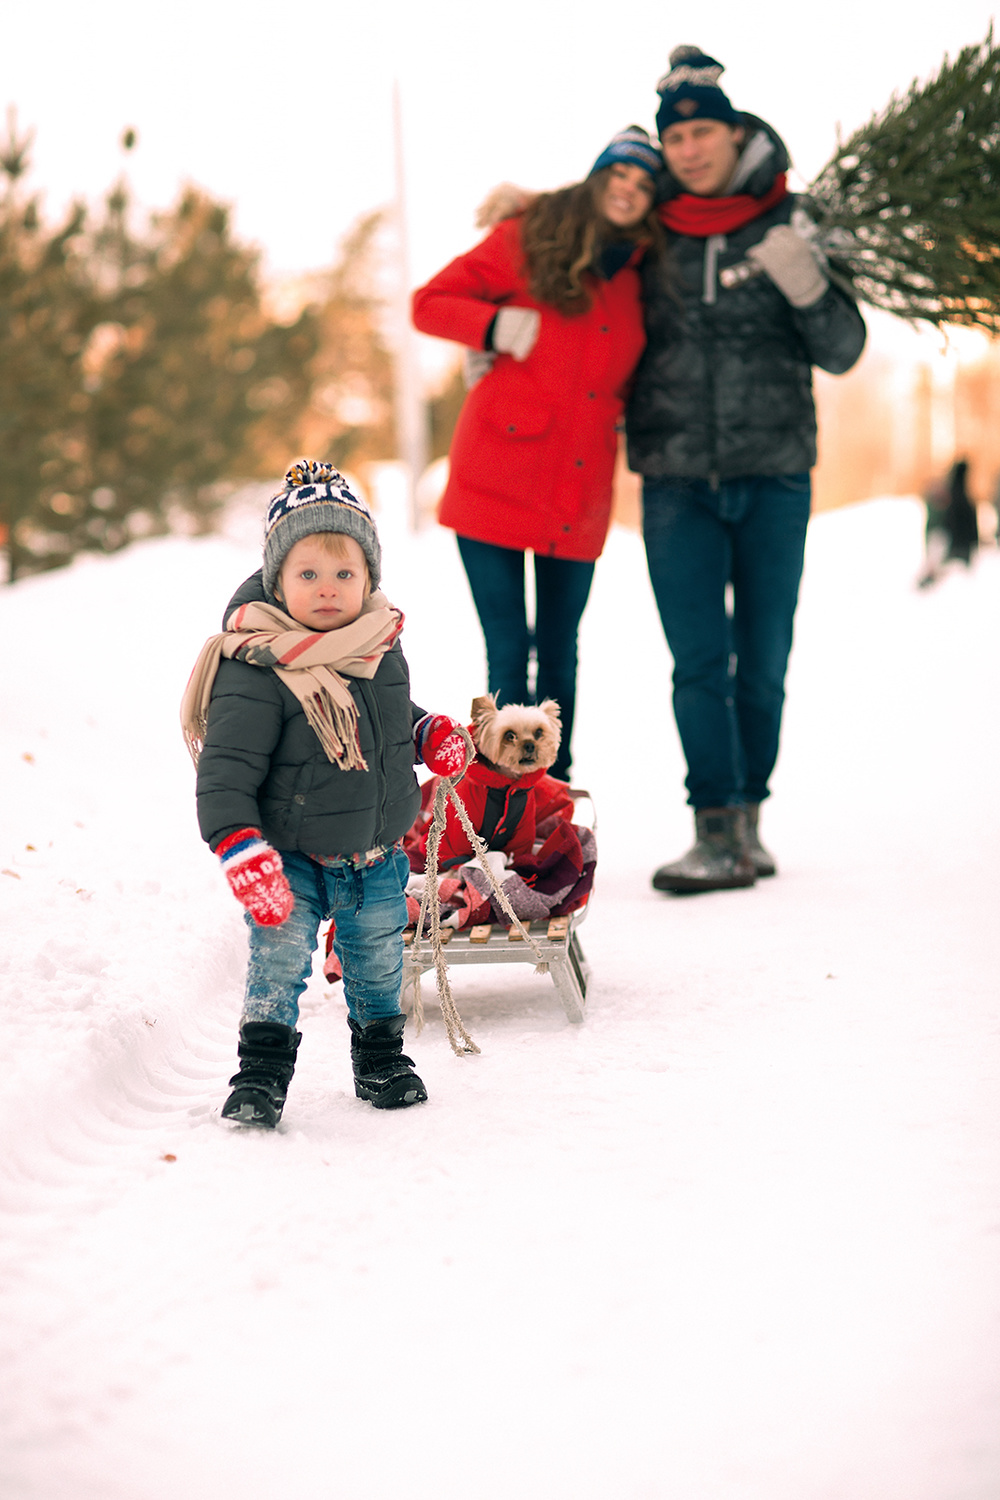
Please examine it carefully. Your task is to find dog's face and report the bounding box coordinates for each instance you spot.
[470,694,562,778]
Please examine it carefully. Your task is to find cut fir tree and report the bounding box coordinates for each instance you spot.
[808,27,1000,332]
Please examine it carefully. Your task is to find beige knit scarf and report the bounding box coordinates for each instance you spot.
[181,591,403,772]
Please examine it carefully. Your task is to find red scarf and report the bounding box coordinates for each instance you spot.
[658,173,788,237]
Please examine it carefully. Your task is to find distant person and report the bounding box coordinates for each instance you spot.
[625,47,867,892]
[918,459,979,588]
[943,459,979,564]
[181,462,471,1128]
[412,127,664,781]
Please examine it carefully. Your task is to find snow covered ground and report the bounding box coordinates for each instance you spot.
[2,496,998,1500]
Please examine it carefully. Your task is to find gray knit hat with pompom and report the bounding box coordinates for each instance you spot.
[262,461,381,600]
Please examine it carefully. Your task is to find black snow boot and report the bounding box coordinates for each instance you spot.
[744,802,777,878]
[349,1014,427,1109]
[652,807,757,894]
[221,1021,301,1128]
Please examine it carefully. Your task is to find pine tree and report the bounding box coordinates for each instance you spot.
[84,183,318,539]
[0,112,91,581]
[810,28,1000,331]
[0,124,319,581]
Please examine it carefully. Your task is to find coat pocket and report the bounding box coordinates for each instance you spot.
[454,391,555,499]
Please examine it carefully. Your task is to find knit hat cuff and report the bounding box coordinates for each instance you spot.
[589,125,662,180]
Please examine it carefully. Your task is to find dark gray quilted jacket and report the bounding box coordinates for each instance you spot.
[195,569,423,856]
[626,116,867,481]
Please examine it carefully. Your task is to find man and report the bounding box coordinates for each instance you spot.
[626,46,867,893]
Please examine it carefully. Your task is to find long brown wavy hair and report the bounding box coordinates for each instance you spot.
[519,166,664,315]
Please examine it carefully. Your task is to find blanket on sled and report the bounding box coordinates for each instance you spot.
[321,775,596,981]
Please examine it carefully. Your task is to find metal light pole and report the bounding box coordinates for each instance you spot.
[391,79,428,530]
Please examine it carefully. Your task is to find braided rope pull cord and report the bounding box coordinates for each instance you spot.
[407,728,556,1057]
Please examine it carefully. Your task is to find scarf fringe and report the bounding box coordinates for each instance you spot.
[301,688,369,772]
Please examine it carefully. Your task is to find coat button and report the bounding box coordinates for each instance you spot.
[562,524,571,532]
[294,794,305,805]
[588,391,595,398]
[600,326,608,333]
[507,424,516,432]
[575,459,583,467]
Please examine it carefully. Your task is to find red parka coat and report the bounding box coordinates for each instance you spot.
[411,216,646,563]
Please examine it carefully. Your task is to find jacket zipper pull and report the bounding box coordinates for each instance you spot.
[702,233,726,306]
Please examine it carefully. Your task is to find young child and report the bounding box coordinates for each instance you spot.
[182,461,469,1127]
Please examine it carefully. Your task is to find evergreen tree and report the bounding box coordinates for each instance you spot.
[0,113,91,581]
[811,28,1000,331]
[83,183,317,542]
[0,128,319,581]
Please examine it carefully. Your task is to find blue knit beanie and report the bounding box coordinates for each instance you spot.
[262,461,381,601]
[655,46,742,135]
[588,125,661,180]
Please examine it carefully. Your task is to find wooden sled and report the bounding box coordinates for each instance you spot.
[402,906,590,1024]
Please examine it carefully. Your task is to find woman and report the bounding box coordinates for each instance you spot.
[411,127,663,780]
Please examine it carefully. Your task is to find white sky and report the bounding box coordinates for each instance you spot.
[2,1,997,380]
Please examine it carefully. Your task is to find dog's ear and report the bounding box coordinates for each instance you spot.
[469,694,496,747]
[537,698,562,726]
[470,694,496,725]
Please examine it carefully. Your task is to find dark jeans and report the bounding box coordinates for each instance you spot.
[642,474,811,809]
[456,535,595,781]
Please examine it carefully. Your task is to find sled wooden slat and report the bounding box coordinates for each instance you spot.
[402,909,590,1024]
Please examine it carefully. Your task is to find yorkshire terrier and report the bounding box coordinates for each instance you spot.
[469,694,562,778]
[412,694,568,870]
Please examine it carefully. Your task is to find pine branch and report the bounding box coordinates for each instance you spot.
[809,28,1000,332]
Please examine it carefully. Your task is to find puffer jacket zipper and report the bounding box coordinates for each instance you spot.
[358,680,388,845]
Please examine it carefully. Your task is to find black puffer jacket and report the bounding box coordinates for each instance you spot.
[196,569,423,856]
[626,116,867,481]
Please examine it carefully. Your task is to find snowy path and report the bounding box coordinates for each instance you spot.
[1,501,998,1499]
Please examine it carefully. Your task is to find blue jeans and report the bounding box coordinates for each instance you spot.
[456,534,595,780]
[242,847,410,1028]
[642,474,811,809]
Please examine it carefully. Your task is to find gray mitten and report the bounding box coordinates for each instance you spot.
[463,348,496,389]
[746,224,827,308]
[492,306,541,361]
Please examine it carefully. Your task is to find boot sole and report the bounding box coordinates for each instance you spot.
[652,873,757,894]
[355,1078,428,1109]
[221,1092,280,1128]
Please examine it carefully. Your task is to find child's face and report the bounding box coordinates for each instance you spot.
[276,535,369,631]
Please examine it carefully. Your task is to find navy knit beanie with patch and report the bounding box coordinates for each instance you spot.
[655,46,742,135]
[588,125,662,181]
[262,461,381,601]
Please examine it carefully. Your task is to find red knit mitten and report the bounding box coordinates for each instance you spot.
[216,828,294,926]
[414,714,470,776]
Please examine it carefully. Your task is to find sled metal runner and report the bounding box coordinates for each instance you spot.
[402,909,590,1024]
